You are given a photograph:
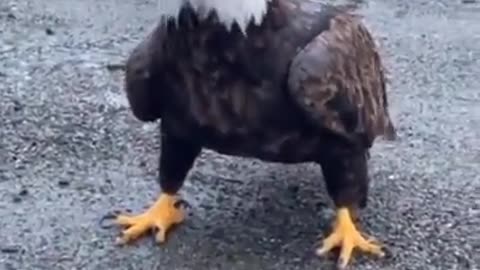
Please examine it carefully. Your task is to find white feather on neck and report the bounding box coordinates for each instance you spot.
[157,0,271,33]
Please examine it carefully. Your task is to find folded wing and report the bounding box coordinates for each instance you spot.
[288,13,396,147]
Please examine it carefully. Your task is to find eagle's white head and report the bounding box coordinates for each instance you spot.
[158,0,271,33]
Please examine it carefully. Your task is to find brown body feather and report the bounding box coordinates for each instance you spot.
[124,0,396,210]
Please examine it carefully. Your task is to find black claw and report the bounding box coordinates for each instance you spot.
[99,211,121,229]
[336,260,348,270]
[175,199,191,209]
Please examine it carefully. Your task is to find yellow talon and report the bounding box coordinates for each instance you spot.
[316,208,385,268]
[115,194,184,244]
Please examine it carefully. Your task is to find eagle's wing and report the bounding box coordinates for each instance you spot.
[124,27,164,122]
[287,13,396,147]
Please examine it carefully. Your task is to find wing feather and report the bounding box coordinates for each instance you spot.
[288,12,396,147]
[124,26,165,122]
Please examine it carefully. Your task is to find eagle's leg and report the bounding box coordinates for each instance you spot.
[317,149,384,268]
[115,134,201,244]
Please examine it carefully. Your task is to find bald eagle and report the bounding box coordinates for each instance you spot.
[115,0,396,268]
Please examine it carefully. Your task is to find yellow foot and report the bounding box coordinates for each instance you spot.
[115,194,184,244]
[316,208,385,269]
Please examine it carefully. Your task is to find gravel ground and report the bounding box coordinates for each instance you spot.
[1,0,479,269]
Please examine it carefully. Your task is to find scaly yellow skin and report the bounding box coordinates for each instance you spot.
[115,194,184,244]
[114,196,383,268]
[316,207,385,268]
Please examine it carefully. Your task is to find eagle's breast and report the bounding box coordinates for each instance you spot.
[151,0,349,161]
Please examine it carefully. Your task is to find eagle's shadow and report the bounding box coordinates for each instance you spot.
[106,155,394,269]
[176,161,336,264]
[168,156,395,268]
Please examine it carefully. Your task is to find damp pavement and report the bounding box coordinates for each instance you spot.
[1,0,479,269]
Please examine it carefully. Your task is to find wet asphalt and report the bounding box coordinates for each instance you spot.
[1,0,479,269]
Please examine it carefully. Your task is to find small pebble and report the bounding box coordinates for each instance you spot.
[106,64,125,71]
[0,247,20,254]
[45,28,55,35]
[19,188,28,196]
[58,180,70,187]
[288,184,300,194]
